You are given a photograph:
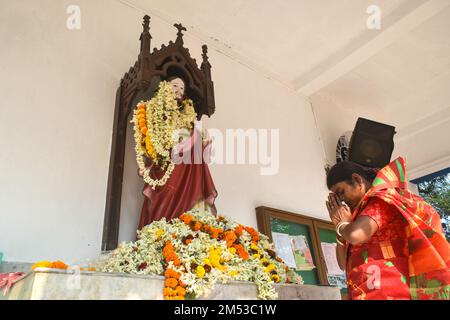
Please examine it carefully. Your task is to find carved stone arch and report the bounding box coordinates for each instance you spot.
[102,16,216,250]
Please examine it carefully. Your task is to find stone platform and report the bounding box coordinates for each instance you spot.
[5,269,341,300]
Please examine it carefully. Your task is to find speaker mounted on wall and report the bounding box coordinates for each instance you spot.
[349,117,396,168]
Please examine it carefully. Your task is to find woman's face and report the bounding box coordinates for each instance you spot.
[330,174,367,211]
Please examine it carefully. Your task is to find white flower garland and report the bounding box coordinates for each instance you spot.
[131,81,197,189]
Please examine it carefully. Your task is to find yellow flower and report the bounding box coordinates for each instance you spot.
[210,256,221,267]
[265,264,275,273]
[229,270,238,277]
[271,274,281,283]
[218,265,227,271]
[209,247,221,256]
[156,229,164,238]
[32,261,53,270]
[260,257,268,264]
[210,253,220,260]
[250,243,259,250]
[196,265,206,278]
[252,254,260,259]
[203,258,211,266]
[229,247,236,255]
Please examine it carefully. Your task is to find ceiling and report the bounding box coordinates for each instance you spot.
[310,1,450,129]
[121,0,430,88]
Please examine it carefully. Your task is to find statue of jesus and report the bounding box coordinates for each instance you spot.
[136,76,218,230]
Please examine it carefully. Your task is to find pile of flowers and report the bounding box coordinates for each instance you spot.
[31,260,96,272]
[100,208,303,300]
[131,81,197,189]
[32,260,69,270]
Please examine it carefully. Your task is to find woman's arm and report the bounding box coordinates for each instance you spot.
[334,217,377,271]
[327,193,379,246]
[336,237,347,271]
[326,194,348,270]
[340,216,379,246]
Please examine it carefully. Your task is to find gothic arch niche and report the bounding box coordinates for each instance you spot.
[102,16,216,250]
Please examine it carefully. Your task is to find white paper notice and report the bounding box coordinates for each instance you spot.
[271,232,296,268]
[321,242,344,276]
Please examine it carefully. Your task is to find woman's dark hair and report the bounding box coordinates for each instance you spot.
[326,161,379,190]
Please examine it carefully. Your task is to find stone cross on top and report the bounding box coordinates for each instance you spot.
[174,23,186,42]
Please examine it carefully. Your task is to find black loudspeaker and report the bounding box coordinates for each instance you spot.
[349,117,396,168]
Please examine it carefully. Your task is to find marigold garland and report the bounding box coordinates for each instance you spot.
[163,241,180,266]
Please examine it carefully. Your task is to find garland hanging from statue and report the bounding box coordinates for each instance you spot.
[131,81,197,189]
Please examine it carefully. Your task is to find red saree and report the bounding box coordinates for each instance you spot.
[346,157,450,300]
[138,128,217,230]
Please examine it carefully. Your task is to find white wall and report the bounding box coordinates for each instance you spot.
[118,112,144,244]
[0,0,330,262]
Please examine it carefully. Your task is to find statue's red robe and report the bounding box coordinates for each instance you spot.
[137,128,217,230]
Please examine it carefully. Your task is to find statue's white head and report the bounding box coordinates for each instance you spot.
[168,77,185,102]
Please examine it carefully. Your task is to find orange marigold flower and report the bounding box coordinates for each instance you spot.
[224,231,237,247]
[163,242,175,255]
[175,286,186,296]
[163,241,172,250]
[244,226,260,243]
[163,288,173,296]
[234,225,244,237]
[211,231,218,239]
[163,287,178,298]
[193,222,202,231]
[210,227,223,239]
[165,278,178,288]
[163,241,181,266]
[233,244,249,260]
[179,214,193,224]
[51,261,68,270]
[164,268,180,279]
